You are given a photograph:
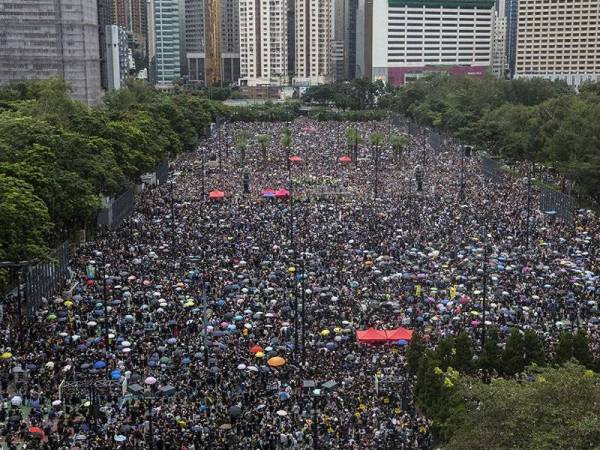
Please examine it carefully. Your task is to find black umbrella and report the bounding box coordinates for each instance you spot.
[228,405,242,417]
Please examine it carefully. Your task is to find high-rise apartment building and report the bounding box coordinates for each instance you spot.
[492,0,507,77]
[355,0,373,79]
[185,0,240,85]
[98,0,113,90]
[239,0,288,86]
[505,0,518,78]
[371,0,494,85]
[515,0,600,87]
[0,0,103,105]
[112,0,149,64]
[151,0,181,86]
[106,25,130,89]
[295,0,332,86]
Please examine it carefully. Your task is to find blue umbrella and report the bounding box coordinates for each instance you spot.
[182,357,191,365]
[94,361,106,369]
[278,392,290,401]
[111,370,121,380]
[397,339,408,346]
[234,315,243,321]
[325,342,336,350]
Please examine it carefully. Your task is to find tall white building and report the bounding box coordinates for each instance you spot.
[295,0,333,86]
[491,0,507,77]
[371,0,494,85]
[105,25,130,89]
[150,0,180,86]
[238,0,288,86]
[515,0,600,87]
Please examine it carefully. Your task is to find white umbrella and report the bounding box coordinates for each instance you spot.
[145,376,157,385]
[52,400,62,406]
[11,396,22,406]
[237,364,247,370]
[276,410,287,416]
[87,321,97,327]
[121,341,131,347]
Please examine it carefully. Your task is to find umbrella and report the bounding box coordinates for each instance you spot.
[255,351,265,358]
[94,361,106,369]
[209,190,225,200]
[144,376,157,385]
[278,391,290,401]
[250,345,263,354]
[114,434,127,442]
[1,352,12,359]
[267,356,286,367]
[228,405,242,417]
[276,410,287,416]
[237,363,247,370]
[11,396,22,406]
[289,155,302,163]
[274,188,290,198]
[28,426,44,437]
[339,155,352,163]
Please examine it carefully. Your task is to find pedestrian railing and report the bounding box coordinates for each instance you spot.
[540,188,575,223]
[24,241,70,316]
[97,189,135,229]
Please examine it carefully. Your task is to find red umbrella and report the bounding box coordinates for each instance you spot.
[249,344,263,354]
[28,426,44,437]
[260,188,275,195]
[289,155,302,163]
[208,190,225,200]
[339,155,352,163]
[274,188,290,198]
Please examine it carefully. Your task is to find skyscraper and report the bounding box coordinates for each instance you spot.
[505,0,518,78]
[0,0,103,105]
[98,0,113,90]
[106,25,130,89]
[331,0,358,81]
[371,0,494,85]
[514,0,600,87]
[185,0,239,85]
[112,0,149,69]
[239,0,288,86]
[492,0,508,77]
[295,0,333,86]
[151,0,181,86]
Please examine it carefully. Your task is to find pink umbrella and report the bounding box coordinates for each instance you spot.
[275,189,290,198]
[289,155,302,163]
[220,321,229,329]
[471,320,480,327]
[209,190,225,200]
[339,155,352,163]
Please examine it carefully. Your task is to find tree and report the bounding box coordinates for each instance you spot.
[235,132,249,165]
[345,127,361,166]
[406,332,426,372]
[389,133,409,165]
[501,329,526,376]
[369,132,385,199]
[478,328,501,375]
[444,364,600,450]
[280,127,293,170]
[453,332,474,374]
[523,329,545,367]
[572,332,593,368]
[554,332,574,365]
[435,337,455,371]
[0,174,52,262]
[256,134,270,161]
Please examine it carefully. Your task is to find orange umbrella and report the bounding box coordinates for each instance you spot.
[267,356,286,367]
[249,344,263,354]
[28,426,44,437]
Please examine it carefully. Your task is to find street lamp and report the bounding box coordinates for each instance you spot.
[91,252,111,378]
[168,179,177,265]
[187,256,209,366]
[303,380,338,450]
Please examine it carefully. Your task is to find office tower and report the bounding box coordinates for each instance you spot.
[287,1,295,76]
[505,0,518,78]
[371,0,494,85]
[106,25,130,89]
[0,0,103,105]
[147,0,156,81]
[98,0,113,90]
[492,0,508,77]
[185,0,239,85]
[515,0,600,87]
[355,0,373,79]
[295,0,332,86]
[239,0,288,86]
[151,0,181,86]
[331,0,358,81]
[332,0,346,81]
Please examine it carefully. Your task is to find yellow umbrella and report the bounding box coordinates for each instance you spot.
[333,327,342,334]
[184,300,195,307]
[64,300,74,307]
[320,329,330,337]
[1,352,12,359]
[267,356,286,367]
[288,266,296,273]
[255,351,265,358]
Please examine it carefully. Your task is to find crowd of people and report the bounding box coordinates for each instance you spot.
[0,117,598,449]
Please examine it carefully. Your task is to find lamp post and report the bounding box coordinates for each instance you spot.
[92,251,110,378]
[168,178,177,266]
[187,256,209,366]
[303,380,337,450]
